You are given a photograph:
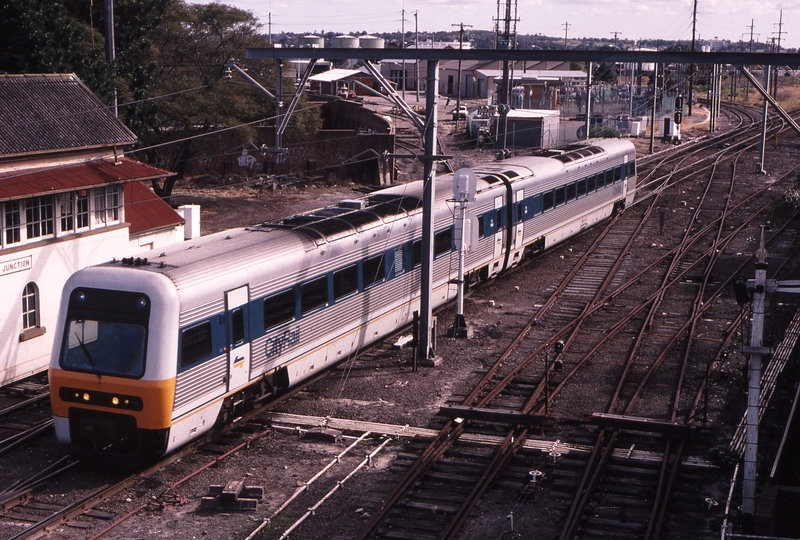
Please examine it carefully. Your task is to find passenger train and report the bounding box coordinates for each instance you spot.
[49,139,636,458]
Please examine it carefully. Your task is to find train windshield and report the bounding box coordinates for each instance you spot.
[61,318,147,378]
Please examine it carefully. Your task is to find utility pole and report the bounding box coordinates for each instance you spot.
[743,21,759,101]
[649,63,658,153]
[610,31,621,49]
[105,0,118,117]
[772,10,786,98]
[562,21,570,49]
[452,22,472,133]
[417,59,443,368]
[401,8,406,100]
[741,228,769,532]
[268,12,272,44]
[495,0,517,151]
[689,0,697,117]
[747,19,758,52]
[414,11,420,102]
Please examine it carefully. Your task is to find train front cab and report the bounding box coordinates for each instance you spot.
[49,274,179,461]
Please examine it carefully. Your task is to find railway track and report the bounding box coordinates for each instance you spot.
[2,103,798,540]
[0,375,52,457]
[350,103,800,539]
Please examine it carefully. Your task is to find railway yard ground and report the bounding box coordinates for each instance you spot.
[4,94,800,540]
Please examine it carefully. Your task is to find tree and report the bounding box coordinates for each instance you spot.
[134,1,320,199]
[0,0,169,104]
[1,0,321,201]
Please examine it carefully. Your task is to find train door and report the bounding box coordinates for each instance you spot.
[513,189,524,250]
[494,196,504,260]
[225,285,250,390]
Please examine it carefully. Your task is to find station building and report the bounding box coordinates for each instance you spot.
[0,74,185,385]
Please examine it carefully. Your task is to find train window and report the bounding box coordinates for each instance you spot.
[496,208,506,229]
[477,215,485,238]
[628,161,636,177]
[555,186,566,207]
[587,175,596,193]
[542,191,554,212]
[334,264,359,300]
[231,308,245,345]
[516,201,524,223]
[434,228,453,257]
[412,240,422,268]
[301,276,328,314]
[527,195,542,217]
[363,254,385,288]
[62,318,146,377]
[598,171,606,189]
[566,183,576,202]
[577,178,587,197]
[614,166,623,183]
[264,290,295,329]
[181,322,212,368]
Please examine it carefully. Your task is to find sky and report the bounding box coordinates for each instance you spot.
[189,0,799,50]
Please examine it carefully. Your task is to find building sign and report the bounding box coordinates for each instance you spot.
[1,255,32,277]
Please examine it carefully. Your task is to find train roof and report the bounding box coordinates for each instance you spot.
[96,138,635,297]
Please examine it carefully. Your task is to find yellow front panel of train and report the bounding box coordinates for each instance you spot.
[49,368,176,430]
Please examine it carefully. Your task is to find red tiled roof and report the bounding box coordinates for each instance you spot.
[0,156,173,202]
[124,182,185,235]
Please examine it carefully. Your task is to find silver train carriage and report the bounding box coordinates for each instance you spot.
[49,139,636,457]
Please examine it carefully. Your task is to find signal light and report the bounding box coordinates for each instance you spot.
[674,112,683,125]
[675,95,684,109]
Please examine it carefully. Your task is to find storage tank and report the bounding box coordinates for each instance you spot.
[332,35,359,48]
[298,35,324,48]
[359,35,385,49]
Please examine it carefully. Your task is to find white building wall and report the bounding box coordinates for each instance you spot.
[0,226,130,385]
[129,225,186,254]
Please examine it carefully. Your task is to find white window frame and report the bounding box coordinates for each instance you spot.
[20,281,46,341]
[25,195,55,241]
[22,282,39,329]
[57,191,91,235]
[2,200,22,249]
[93,185,122,227]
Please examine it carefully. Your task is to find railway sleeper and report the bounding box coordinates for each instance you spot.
[424,470,482,484]
[604,463,662,478]
[384,511,453,527]
[378,523,442,539]
[398,499,462,514]
[582,516,647,532]
[594,494,653,508]
[406,489,470,503]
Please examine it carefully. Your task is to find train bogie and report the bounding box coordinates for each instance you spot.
[49,139,636,459]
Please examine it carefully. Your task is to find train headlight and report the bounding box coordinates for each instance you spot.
[60,387,143,411]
